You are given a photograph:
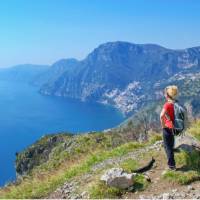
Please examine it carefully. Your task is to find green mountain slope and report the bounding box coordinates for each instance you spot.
[0,120,200,199]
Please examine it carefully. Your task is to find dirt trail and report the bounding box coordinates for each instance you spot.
[123,150,178,198]
[48,142,162,199]
[123,149,200,199]
[48,141,200,199]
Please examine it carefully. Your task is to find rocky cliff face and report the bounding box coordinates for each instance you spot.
[15,134,67,177]
[38,42,200,115]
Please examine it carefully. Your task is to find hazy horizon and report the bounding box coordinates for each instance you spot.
[0,0,200,67]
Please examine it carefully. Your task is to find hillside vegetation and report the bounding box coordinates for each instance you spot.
[0,120,200,199]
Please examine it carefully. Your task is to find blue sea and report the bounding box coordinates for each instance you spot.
[0,80,126,186]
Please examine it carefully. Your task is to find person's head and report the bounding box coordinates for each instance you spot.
[164,85,178,101]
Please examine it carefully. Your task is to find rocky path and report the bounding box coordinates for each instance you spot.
[123,143,200,199]
[48,138,200,199]
[48,141,162,199]
[122,161,200,199]
[139,182,200,199]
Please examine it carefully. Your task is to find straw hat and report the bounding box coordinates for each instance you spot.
[165,85,178,100]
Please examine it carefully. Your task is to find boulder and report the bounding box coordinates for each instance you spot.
[174,134,200,152]
[100,168,136,189]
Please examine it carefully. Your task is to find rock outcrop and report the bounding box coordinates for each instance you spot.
[15,134,67,177]
[175,134,200,152]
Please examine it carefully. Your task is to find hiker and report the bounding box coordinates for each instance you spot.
[160,85,178,170]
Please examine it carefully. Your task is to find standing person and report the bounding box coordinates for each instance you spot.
[160,85,178,170]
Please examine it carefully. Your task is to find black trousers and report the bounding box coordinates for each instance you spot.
[162,128,176,167]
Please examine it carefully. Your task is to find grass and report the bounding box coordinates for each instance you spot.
[88,154,151,199]
[75,120,200,198]
[162,170,200,185]
[19,131,140,177]
[119,158,139,173]
[162,120,200,185]
[88,174,149,199]
[162,149,200,185]
[187,120,200,141]
[81,144,155,197]
[89,181,124,199]
[133,174,149,192]
[148,133,162,145]
[0,141,145,199]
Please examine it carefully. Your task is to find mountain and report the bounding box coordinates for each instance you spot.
[1,42,199,117]
[38,41,200,116]
[0,64,49,83]
[32,58,79,86]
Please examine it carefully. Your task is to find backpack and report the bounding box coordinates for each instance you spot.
[173,101,187,136]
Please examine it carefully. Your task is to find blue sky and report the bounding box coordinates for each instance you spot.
[0,0,200,67]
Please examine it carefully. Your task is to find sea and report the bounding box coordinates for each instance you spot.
[0,80,126,186]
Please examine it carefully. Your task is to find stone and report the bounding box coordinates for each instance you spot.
[187,185,194,191]
[162,193,170,199]
[172,189,178,193]
[100,168,136,189]
[174,135,200,152]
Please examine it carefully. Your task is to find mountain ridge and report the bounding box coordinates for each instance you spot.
[37,41,200,115]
